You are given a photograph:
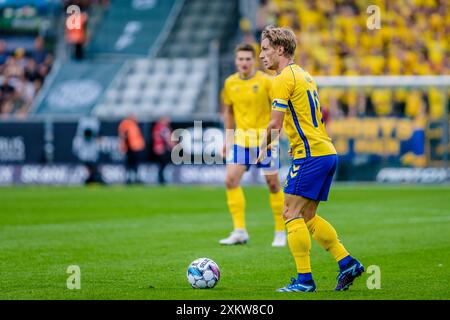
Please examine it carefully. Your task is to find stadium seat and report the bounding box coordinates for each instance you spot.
[134,59,151,74]
[94,57,207,118]
[126,74,147,88]
[154,59,172,73]
[172,58,189,72]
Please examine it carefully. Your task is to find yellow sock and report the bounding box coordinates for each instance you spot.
[226,187,246,230]
[269,190,285,232]
[306,215,349,262]
[286,218,311,273]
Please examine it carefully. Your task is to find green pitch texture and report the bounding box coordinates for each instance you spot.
[1,185,449,300]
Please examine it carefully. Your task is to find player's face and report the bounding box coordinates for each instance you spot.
[235,51,255,75]
[260,38,278,70]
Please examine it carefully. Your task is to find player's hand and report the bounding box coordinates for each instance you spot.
[222,144,227,158]
[257,145,271,163]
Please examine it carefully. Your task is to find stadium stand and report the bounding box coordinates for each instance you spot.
[0,0,59,118]
[158,0,238,58]
[2,0,448,121]
[24,0,239,118]
[94,57,209,118]
[262,0,449,120]
[86,0,177,56]
[93,0,239,118]
[0,37,53,118]
[0,0,112,117]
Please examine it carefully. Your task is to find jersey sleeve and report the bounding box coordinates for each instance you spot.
[222,80,232,106]
[271,70,294,113]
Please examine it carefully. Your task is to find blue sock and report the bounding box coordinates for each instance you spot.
[338,255,353,270]
[297,272,313,283]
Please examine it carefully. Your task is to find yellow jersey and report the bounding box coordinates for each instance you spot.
[272,64,336,159]
[222,71,273,147]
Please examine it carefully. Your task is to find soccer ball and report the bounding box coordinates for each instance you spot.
[186,258,220,289]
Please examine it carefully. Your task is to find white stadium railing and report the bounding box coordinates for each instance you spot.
[315,75,450,88]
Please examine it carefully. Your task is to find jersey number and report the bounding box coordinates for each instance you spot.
[306,90,324,128]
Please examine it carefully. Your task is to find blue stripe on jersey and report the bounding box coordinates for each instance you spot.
[288,100,311,157]
[306,90,318,128]
[273,102,287,109]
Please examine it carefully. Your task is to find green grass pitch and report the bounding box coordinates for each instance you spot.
[0,184,449,300]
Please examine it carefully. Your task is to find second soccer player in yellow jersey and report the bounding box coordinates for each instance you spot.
[220,43,286,247]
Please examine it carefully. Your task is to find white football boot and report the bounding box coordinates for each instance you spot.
[219,229,249,245]
[271,231,287,247]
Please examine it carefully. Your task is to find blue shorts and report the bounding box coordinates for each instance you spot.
[227,144,279,171]
[283,154,337,201]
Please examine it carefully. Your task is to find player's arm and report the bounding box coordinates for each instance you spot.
[257,72,292,163]
[223,103,235,154]
[221,85,235,157]
[257,107,285,163]
[265,75,290,155]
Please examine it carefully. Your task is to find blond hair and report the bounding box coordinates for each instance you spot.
[261,26,297,58]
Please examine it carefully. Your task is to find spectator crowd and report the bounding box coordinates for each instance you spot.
[250,0,449,120]
[0,0,110,118]
[2,0,448,121]
[0,37,53,118]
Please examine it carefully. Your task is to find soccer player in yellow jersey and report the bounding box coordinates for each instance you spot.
[220,43,286,247]
[258,27,364,292]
